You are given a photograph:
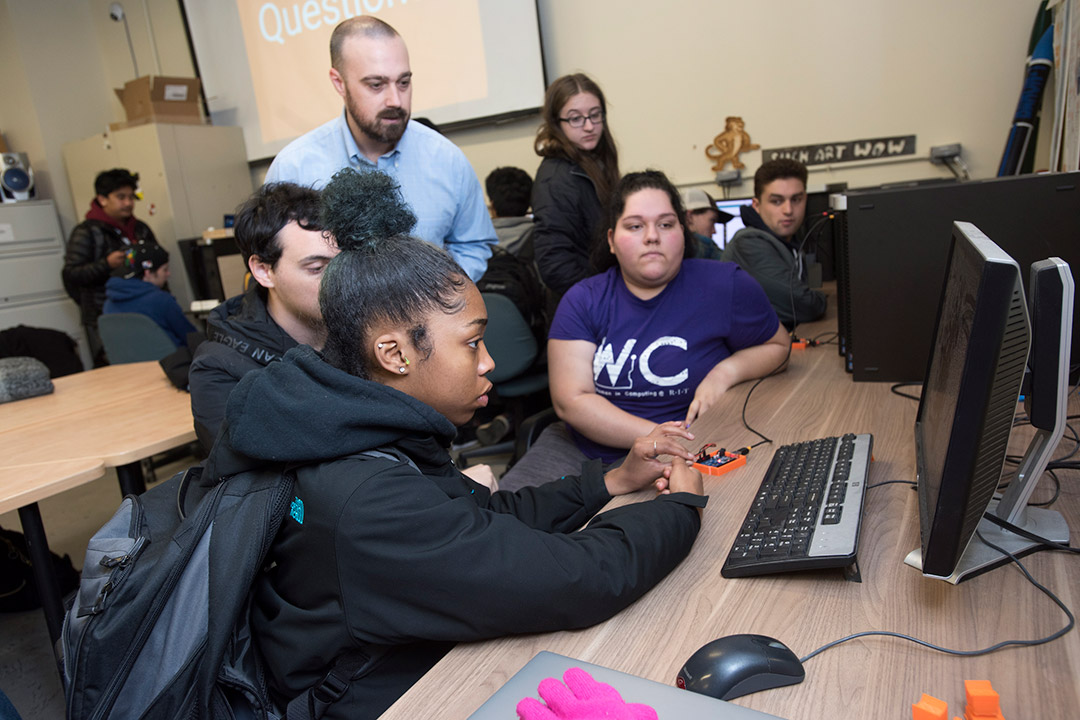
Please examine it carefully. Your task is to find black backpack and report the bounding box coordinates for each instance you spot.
[476,247,551,343]
[61,458,389,720]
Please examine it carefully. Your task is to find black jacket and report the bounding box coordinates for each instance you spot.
[531,156,604,296]
[62,219,158,324]
[188,285,298,451]
[205,346,704,719]
[720,205,826,328]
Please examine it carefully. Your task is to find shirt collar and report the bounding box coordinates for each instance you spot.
[338,109,406,168]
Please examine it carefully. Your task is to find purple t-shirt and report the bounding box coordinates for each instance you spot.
[550,259,779,462]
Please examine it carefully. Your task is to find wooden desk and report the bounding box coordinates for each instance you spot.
[0,361,196,494]
[0,361,196,653]
[382,314,1080,718]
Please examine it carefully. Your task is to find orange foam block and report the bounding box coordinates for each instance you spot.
[964,680,1003,720]
[913,693,948,720]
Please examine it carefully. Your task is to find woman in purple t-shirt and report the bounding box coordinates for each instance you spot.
[500,170,789,491]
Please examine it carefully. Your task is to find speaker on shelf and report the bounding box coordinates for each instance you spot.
[1,152,35,203]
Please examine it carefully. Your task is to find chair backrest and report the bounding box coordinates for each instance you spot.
[98,313,177,364]
[481,293,539,384]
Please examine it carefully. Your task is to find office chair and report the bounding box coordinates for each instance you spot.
[459,293,551,467]
[97,313,177,365]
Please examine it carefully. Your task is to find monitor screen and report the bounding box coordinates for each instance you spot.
[913,222,1030,579]
[711,198,753,249]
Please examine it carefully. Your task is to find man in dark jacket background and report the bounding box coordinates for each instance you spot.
[103,242,195,348]
[188,183,339,451]
[62,168,160,366]
[721,159,826,328]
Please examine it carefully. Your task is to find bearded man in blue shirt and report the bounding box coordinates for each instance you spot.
[264,16,496,282]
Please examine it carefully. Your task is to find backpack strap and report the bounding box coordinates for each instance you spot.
[284,649,386,720]
[281,447,413,719]
[354,447,421,474]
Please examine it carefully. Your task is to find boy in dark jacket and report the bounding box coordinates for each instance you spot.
[63,168,160,366]
[721,159,826,328]
[188,183,339,451]
[103,242,195,348]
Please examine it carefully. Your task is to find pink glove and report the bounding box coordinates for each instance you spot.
[516,667,659,720]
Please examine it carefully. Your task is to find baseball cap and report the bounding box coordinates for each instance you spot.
[122,242,169,279]
[681,188,718,213]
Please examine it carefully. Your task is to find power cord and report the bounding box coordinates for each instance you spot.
[799,528,1076,665]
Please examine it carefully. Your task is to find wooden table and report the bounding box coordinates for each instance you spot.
[381,312,1080,718]
[0,361,196,652]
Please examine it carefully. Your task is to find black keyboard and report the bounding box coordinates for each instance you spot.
[720,433,873,578]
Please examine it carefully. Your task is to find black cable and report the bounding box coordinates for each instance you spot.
[889,382,921,401]
[787,214,831,340]
[799,530,1075,664]
[1027,470,1061,507]
[866,480,917,489]
[739,343,793,448]
[981,511,1078,553]
[812,331,838,345]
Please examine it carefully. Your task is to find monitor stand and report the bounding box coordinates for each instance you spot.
[904,499,1069,584]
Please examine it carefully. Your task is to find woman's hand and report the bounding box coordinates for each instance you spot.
[683,371,734,429]
[604,422,695,496]
[656,458,704,497]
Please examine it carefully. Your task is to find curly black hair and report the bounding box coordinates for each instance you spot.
[485,166,532,217]
[318,169,468,379]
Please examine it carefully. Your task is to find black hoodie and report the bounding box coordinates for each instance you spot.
[188,285,299,451]
[207,346,705,718]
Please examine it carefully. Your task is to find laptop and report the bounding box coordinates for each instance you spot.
[467,651,789,719]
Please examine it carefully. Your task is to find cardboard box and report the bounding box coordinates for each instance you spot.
[112,76,202,131]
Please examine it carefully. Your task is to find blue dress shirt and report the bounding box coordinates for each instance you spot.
[264,112,496,281]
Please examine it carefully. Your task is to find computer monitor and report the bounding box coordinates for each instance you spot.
[712,198,753,248]
[903,222,1073,583]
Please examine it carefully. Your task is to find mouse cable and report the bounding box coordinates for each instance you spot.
[738,341,793,449]
[799,530,1075,665]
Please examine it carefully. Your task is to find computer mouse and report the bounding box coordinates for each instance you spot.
[676,634,805,701]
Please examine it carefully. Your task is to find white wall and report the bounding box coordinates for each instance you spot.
[0,0,1060,224]
[448,0,1053,196]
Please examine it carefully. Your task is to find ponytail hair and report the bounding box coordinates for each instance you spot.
[318,169,468,378]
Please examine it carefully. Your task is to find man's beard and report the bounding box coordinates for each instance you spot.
[347,94,408,146]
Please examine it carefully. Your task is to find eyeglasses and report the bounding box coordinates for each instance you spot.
[559,109,604,128]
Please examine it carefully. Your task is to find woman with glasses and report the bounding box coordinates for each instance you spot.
[531,73,620,296]
[499,170,789,492]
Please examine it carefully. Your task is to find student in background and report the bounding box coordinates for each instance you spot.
[531,73,620,296]
[203,169,707,718]
[187,183,339,452]
[721,159,826,327]
[485,166,534,256]
[103,242,195,348]
[500,171,789,492]
[679,188,724,260]
[63,169,161,366]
